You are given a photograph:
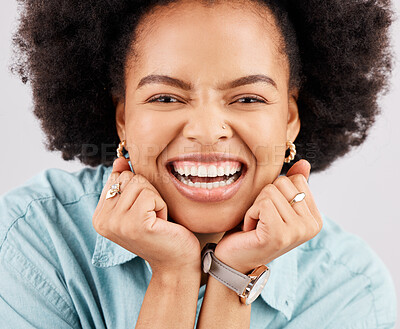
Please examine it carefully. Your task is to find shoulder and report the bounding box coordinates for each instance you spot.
[296,213,397,328]
[0,164,113,328]
[0,164,112,245]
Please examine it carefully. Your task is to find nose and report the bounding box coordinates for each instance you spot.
[182,106,232,145]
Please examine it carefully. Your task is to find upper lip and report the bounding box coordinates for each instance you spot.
[166,152,248,168]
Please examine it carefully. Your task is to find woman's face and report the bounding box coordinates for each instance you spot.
[115,0,300,233]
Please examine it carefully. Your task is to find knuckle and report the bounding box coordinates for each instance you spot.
[258,232,270,248]
[292,174,307,185]
[274,175,288,186]
[259,197,274,209]
[129,174,149,187]
[142,217,157,234]
[132,174,148,184]
[140,187,154,198]
[119,171,134,184]
[93,218,108,236]
[319,215,324,230]
[109,172,120,183]
[311,215,323,236]
[262,184,277,197]
[294,221,307,241]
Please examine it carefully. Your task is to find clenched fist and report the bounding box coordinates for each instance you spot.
[92,157,202,275]
[214,159,323,274]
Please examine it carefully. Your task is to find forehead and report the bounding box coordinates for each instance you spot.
[127,0,288,86]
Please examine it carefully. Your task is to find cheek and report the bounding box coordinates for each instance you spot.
[126,111,177,163]
[241,113,287,167]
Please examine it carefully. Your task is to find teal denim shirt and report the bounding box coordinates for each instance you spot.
[0,164,397,328]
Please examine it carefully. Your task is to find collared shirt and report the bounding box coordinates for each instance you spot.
[0,164,396,329]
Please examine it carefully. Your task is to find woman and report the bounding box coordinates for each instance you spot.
[0,0,397,328]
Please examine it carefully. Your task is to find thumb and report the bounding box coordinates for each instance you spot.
[112,157,131,173]
[286,159,311,181]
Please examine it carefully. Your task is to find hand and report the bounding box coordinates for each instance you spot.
[92,157,202,275]
[214,159,323,274]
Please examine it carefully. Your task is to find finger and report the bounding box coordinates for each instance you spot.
[258,183,298,223]
[93,159,128,220]
[98,158,131,205]
[288,174,323,231]
[117,174,162,212]
[129,188,168,227]
[112,157,132,173]
[273,175,311,217]
[286,159,311,181]
[102,170,135,211]
[243,197,282,233]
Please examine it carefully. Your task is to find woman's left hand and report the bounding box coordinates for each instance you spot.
[214,159,323,274]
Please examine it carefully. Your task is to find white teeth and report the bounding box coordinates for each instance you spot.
[175,172,241,189]
[224,165,231,176]
[190,166,198,176]
[207,165,218,177]
[172,163,242,178]
[184,166,190,176]
[198,166,208,177]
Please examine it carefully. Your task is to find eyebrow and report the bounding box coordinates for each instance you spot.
[136,74,278,91]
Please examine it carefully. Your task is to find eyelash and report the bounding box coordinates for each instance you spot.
[147,94,267,104]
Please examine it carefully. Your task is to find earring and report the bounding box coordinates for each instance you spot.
[284,140,296,163]
[116,140,129,159]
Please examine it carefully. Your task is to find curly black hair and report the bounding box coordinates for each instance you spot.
[10,0,394,174]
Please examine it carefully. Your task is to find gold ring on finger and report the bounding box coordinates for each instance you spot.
[105,182,122,200]
[289,192,306,206]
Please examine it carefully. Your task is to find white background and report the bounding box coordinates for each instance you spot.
[1,0,399,324]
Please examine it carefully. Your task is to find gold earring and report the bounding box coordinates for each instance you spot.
[116,140,129,159]
[284,140,296,163]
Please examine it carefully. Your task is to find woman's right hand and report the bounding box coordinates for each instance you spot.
[92,157,201,276]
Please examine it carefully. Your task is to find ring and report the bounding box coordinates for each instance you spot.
[289,192,306,206]
[105,182,122,200]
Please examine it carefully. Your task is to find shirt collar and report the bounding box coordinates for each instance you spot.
[92,164,297,321]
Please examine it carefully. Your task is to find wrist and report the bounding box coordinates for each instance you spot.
[152,264,202,288]
[213,248,254,275]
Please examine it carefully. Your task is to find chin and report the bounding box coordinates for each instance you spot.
[167,206,244,234]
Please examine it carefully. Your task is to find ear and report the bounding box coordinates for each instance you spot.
[114,95,126,141]
[286,89,300,142]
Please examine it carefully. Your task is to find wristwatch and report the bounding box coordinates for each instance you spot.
[201,243,270,305]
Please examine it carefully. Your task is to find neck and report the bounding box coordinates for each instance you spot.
[194,231,224,252]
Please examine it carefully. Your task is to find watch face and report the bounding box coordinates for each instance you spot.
[246,269,270,304]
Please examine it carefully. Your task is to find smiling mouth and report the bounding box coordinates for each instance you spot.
[166,163,246,189]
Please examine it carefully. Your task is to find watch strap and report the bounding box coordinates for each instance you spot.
[203,246,252,295]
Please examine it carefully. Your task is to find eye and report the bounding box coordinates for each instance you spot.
[147,94,180,103]
[235,96,267,104]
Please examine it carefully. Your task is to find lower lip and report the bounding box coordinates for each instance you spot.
[167,165,246,202]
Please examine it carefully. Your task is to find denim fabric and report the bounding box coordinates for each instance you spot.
[0,164,396,328]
